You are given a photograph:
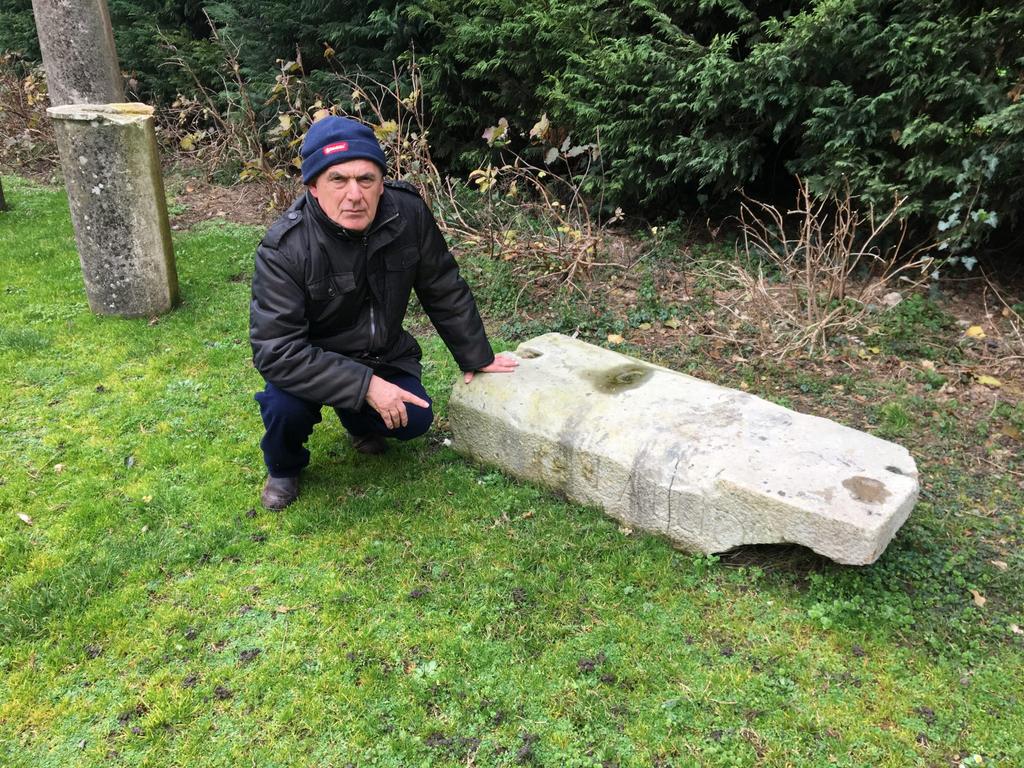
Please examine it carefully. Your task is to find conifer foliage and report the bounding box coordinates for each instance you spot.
[1,0,1020,251]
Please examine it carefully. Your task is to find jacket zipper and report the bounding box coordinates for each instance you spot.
[364,212,399,357]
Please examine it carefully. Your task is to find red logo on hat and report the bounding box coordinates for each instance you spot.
[323,141,349,155]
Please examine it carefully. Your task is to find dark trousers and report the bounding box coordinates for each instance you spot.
[255,372,433,478]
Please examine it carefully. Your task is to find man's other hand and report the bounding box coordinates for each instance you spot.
[365,375,430,430]
[463,353,520,384]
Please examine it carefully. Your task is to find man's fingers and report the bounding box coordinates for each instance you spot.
[479,355,520,374]
[388,410,402,429]
[400,391,430,408]
[464,354,520,383]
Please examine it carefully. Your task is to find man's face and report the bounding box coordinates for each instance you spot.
[308,159,384,232]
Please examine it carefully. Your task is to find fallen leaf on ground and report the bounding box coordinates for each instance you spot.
[607,333,625,345]
[990,560,1009,571]
[664,317,681,329]
[618,525,634,536]
[920,360,936,371]
[1012,624,1023,636]
[965,325,986,339]
[970,589,987,607]
[1000,425,1022,441]
[976,375,1002,388]
[17,513,33,526]
[53,463,64,473]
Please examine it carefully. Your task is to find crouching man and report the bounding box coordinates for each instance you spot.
[250,116,517,509]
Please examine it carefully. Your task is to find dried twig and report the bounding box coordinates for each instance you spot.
[717,178,936,356]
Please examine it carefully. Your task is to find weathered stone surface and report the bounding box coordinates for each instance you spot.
[450,333,918,565]
[31,0,124,107]
[48,103,178,317]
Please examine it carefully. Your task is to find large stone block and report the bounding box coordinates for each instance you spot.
[449,333,918,565]
[48,103,178,317]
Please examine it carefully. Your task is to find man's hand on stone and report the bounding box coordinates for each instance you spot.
[463,353,520,384]
[365,375,430,430]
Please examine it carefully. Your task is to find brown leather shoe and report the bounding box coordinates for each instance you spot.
[350,432,388,455]
[261,475,299,510]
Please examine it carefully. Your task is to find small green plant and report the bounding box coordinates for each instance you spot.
[875,400,912,438]
[627,265,672,326]
[916,367,947,391]
[870,293,956,359]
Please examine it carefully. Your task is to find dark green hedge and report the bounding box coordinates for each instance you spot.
[3,0,1021,252]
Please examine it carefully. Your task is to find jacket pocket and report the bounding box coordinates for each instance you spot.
[384,248,420,271]
[307,272,357,301]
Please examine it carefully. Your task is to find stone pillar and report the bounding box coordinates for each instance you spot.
[47,103,178,317]
[31,0,124,106]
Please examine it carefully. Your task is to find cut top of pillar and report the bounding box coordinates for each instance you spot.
[47,103,155,125]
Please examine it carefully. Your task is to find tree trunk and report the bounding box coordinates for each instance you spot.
[0,178,7,212]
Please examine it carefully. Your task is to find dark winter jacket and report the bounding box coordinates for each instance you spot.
[249,181,494,410]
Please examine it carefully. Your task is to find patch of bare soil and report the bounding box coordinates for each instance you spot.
[166,172,297,230]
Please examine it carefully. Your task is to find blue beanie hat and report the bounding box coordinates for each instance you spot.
[300,116,387,184]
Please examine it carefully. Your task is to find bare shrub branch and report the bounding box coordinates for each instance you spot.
[158,39,633,303]
[0,53,56,174]
[716,178,936,356]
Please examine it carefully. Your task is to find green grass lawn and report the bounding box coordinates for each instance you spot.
[1,176,1021,768]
